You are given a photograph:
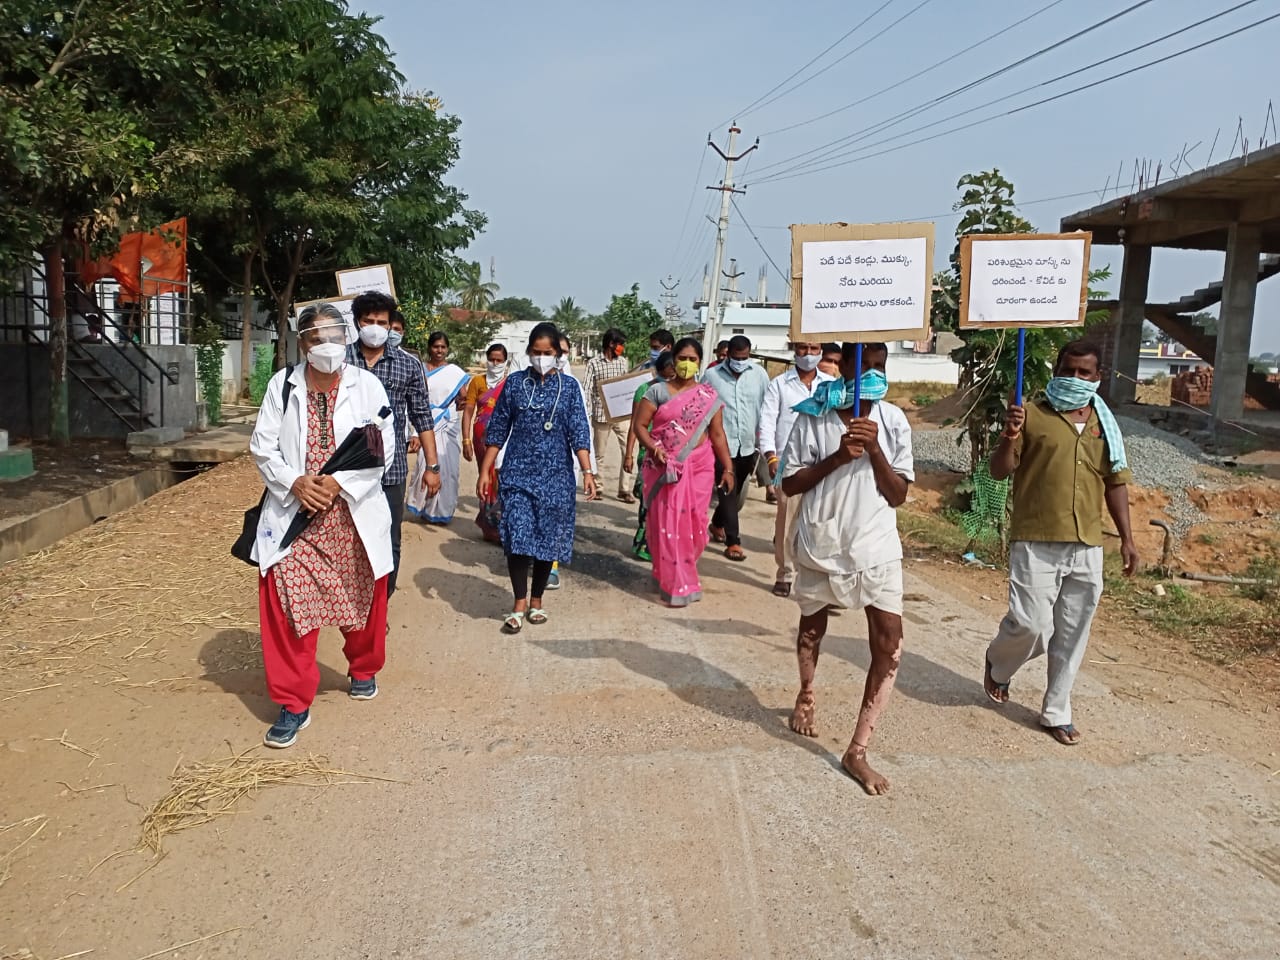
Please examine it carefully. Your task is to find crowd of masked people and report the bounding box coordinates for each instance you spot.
[248,292,1139,794]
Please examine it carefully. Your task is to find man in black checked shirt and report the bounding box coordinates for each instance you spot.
[346,291,440,598]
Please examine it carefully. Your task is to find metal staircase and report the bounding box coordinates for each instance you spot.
[9,265,179,432]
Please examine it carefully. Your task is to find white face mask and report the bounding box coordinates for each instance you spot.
[486,361,506,379]
[727,357,752,374]
[556,355,570,373]
[307,342,345,374]
[386,330,403,349]
[530,355,556,375]
[359,324,389,348]
[794,353,820,372]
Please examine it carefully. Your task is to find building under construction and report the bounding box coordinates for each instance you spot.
[1062,143,1280,424]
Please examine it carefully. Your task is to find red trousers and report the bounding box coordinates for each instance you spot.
[259,572,388,713]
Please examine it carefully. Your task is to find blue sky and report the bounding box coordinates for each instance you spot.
[361,0,1279,352]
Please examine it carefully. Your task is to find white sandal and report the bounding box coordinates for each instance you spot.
[502,612,524,634]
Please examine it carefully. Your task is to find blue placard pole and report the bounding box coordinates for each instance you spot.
[1014,327,1026,406]
[853,342,864,411]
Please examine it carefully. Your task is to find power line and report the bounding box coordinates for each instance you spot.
[760,0,1069,137]
[736,0,938,123]
[719,0,898,127]
[730,197,790,296]
[746,0,1157,180]
[666,140,712,277]
[749,7,1278,188]
[752,0,1259,184]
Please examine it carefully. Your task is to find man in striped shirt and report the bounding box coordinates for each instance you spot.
[345,291,439,598]
[581,327,633,502]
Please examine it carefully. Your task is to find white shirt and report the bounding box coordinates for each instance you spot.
[758,367,835,456]
[782,401,914,574]
[249,363,396,577]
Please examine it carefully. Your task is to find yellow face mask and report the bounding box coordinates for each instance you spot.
[675,359,700,380]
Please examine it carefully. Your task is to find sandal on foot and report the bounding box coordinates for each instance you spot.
[502,612,524,634]
[1041,722,1081,746]
[772,581,792,598]
[617,492,637,505]
[526,608,549,625]
[725,546,747,562]
[984,658,1010,705]
[709,525,726,544]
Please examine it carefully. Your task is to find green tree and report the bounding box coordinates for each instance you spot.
[0,0,290,439]
[550,296,591,340]
[600,283,662,365]
[453,261,500,312]
[398,296,499,368]
[489,296,546,327]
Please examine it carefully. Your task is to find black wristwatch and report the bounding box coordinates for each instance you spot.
[426,463,441,474]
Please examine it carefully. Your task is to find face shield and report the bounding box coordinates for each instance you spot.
[294,304,357,349]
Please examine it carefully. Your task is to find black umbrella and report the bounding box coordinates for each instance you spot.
[280,419,386,549]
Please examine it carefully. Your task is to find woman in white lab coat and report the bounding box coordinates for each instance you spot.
[249,302,396,750]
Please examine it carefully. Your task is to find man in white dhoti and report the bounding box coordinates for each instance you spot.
[781,342,913,795]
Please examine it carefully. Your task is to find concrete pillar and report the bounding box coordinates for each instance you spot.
[1107,244,1151,404]
[1210,223,1262,424]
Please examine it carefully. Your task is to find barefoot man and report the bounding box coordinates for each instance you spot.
[781,342,913,794]
[982,340,1139,745]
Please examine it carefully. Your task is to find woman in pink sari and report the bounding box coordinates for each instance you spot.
[633,337,736,606]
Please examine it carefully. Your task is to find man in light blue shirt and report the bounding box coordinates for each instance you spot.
[705,334,769,561]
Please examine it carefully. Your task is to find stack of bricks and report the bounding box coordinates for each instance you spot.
[1171,366,1267,410]
[1171,366,1214,407]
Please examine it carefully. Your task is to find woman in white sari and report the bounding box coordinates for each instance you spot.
[407,331,472,524]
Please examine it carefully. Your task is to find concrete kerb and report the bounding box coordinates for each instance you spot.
[0,464,181,565]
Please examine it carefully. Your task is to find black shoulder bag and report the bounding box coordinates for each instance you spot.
[231,365,295,566]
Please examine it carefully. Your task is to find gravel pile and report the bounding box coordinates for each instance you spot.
[910,415,1218,537]
[911,426,970,474]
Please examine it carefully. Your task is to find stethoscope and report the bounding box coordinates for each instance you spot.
[520,369,563,432]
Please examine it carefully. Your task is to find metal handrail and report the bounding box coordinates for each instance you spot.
[20,328,148,432]
[29,262,180,386]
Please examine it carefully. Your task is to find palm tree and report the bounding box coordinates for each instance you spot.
[550,296,585,332]
[453,260,499,312]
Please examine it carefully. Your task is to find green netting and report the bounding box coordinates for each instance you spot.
[960,462,1010,542]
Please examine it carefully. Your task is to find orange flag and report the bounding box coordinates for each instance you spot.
[78,218,188,298]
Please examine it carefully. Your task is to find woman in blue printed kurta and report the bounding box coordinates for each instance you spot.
[478,323,596,632]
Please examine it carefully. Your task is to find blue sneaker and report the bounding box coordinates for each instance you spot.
[264,707,310,749]
[349,675,378,700]
[546,569,561,590]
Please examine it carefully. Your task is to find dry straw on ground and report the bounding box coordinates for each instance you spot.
[140,747,394,853]
[0,459,260,691]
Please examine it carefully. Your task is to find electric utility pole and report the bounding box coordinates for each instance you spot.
[700,124,757,363]
[659,275,684,327]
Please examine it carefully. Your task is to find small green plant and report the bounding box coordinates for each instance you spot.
[1196,532,1218,546]
[1239,552,1280,602]
[911,392,939,407]
[248,343,275,405]
[193,319,225,427]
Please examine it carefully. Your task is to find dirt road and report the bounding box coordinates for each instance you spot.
[1,457,1277,959]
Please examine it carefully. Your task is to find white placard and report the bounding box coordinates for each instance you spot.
[290,295,355,335]
[336,263,396,298]
[966,237,1087,326]
[597,368,655,423]
[799,237,928,334]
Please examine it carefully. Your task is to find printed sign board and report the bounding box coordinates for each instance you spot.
[959,233,1091,329]
[290,295,356,333]
[597,368,655,423]
[790,222,934,343]
[336,263,396,299]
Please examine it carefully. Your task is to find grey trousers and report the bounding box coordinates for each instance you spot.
[986,541,1103,726]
